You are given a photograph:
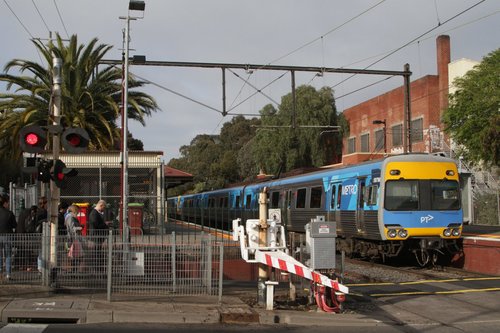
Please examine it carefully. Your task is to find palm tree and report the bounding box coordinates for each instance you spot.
[0,34,159,160]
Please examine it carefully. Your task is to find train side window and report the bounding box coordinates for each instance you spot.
[330,185,337,210]
[245,194,252,209]
[366,185,378,206]
[296,188,306,209]
[358,181,366,208]
[337,185,342,209]
[270,191,280,208]
[310,186,322,209]
[235,195,240,208]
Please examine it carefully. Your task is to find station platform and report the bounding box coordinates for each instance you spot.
[455,224,500,275]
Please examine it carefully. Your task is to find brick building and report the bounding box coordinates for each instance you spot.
[341,35,478,165]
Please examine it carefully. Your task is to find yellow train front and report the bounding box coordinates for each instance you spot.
[336,154,463,265]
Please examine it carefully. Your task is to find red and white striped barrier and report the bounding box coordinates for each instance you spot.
[254,250,349,294]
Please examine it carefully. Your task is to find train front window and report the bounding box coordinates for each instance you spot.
[430,180,460,210]
[385,180,419,211]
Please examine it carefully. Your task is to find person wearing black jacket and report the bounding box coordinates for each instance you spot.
[0,194,17,280]
[88,200,108,273]
[88,200,108,238]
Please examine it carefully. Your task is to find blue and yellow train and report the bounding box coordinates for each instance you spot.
[167,154,463,265]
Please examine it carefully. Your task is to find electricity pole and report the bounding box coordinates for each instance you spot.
[49,55,62,270]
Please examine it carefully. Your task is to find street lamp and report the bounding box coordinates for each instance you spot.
[120,0,145,243]
[372,119,387,153]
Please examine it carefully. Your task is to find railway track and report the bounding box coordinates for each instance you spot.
[342,257,486,285]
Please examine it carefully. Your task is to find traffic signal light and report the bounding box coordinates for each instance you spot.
[37,159,53,183]
[61,128,90,153]
[19,125,48,153]
[51,159,78,189]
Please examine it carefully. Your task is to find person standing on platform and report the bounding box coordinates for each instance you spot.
[88,200,108,273]
[0,194,17,280]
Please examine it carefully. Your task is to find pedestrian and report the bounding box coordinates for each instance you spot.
[36,196,48,222]
[57,202,69,236]
[65,205,83,272]
[0,194,17,280]
[88,200,108,273]
[88,200,108,238]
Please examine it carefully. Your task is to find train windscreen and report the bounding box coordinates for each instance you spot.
[385,180,460,211]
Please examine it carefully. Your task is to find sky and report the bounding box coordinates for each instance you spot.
[1,0,499,163]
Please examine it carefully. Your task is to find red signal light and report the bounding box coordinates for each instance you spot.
[19,125,47,153]
[25,133,40,145]
[67,134,81,146]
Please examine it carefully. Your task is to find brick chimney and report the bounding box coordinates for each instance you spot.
[436,35,450,118]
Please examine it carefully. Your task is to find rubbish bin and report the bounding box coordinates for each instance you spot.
[73,202,90,236]
[127,203,144,236]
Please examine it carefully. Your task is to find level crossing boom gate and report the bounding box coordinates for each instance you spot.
[232,217,349,312]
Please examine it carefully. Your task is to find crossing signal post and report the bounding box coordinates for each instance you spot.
[19,125,48,153]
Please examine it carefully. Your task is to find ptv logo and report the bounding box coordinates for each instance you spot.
[420,215,434,223]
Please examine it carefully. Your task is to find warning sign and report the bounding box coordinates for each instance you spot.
[318,225,330,234]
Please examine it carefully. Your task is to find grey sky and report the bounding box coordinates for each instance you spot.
[1,0,499,161]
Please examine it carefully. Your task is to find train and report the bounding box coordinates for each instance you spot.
[167,154,463,266]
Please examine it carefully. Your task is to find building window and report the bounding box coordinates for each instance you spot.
[347,137,356,154]
[360,133,369,152]
[375,129,384,152]
[411,118,423,142]
[392,124,403,147]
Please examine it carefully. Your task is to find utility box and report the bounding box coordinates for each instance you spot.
[305,216,337,270]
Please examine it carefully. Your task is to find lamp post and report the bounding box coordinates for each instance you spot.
[372,119,387,154]
[120,0,145,243]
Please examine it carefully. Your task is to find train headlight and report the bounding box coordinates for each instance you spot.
[390,169,401,176]
[398,229,408,238]
[443,228,452,237]
[452,228,461,237]
[387,229,397,238]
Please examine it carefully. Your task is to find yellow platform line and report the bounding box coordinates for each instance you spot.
[370,287,500,297]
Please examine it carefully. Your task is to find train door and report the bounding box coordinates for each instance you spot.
[328,182,342,223]
[356,177,367,233]
[285,189,293,230]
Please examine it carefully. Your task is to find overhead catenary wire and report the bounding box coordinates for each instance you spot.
[31,0,51,34]
[126,69,223,115]
[53,0,70,39]
[332,0,488,89]
[262,0,387,69]
[227,0,387,106]
[3,0,34,38]
[335,76,395,100]
[339,10,499,70]
[227,69,287,112]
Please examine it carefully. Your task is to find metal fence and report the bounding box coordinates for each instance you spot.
[0,228,223,301]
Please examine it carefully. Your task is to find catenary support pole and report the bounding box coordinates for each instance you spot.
[49,55,62,270]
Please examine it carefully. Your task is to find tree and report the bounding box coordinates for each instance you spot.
[251,86,343,175]
[0,34,159,160]
[168,116,260,194]
[443,48,500,167]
